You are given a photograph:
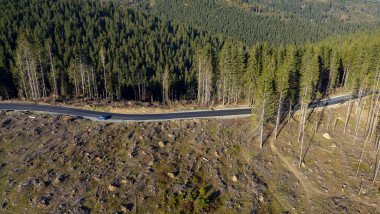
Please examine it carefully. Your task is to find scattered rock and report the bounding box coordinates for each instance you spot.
[232,175,238,182]
[121,203,134,212]
[259,195,264,203]
[323,133,332,140]
[167,172,179,179]
[158,141,165,148]
[35,196,52,208]
[108,184,118,191]
[301,161,306,168]
[167,134,174,138]
[215,151,220,158]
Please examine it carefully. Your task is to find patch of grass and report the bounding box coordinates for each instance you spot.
[197,197,209,209]
[199,188,206,196]
[157,181,167,189]
[354,162,370,172]
[230,144,239,154]
[278,184,293,195]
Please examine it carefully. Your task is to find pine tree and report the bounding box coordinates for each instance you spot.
[252,53,276,148]
[327,49,340,95]
[274,47,291,139]
[100,47,108,100]
[196,44,214,106]
[245,44,262,106]
[162,65,170,105]
[47,43,58,97]
[298,45,319,167]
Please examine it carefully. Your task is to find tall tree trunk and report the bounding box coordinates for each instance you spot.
[353,97,367,144]
[343,66,350,89]
[356,82,366,114]
[197,55,202,104]
[288,100,292,123]
[29,58,40,100]
[100,48,108,100]
[86,69,92,98]
[373,137,380,183]
[299,105,308,168]
[344,94,354,133]
[315,110,319,134]
[260,91,266,148]
[274,91,283,139]
[369,98,380,149]
[18,62,29,99]
[25,54,36,100]
[73,63,79,97]
[91,67,97,98]
[48,44,58,97]
[355,97,379,180]
[39,58,47,98]
[222,77,226,105]
[298,87,309,143]
[79,55,85,96]
[366,73,380,134]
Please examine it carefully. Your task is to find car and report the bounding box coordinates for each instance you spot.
[97,115,111,120]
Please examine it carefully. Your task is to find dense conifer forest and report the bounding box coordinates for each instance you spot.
[128,0,380,46]
[0,0,379,110]
[0,0,223,101]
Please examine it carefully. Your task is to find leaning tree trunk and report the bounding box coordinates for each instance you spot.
[260,92,266,148]
[274,90,284,139]
[353,97,367,144]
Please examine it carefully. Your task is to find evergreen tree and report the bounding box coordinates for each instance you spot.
[252,53,276,148]
[298,45,319,167]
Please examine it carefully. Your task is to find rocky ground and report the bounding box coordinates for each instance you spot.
[0,103,379,213]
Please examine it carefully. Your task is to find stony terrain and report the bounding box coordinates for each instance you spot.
[0,103,379,213]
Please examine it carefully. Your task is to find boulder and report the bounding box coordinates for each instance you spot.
[158,141,165,148]
[323,133,332,140]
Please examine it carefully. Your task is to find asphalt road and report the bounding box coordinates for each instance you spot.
[0,94,352,122]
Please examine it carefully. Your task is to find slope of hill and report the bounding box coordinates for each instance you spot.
[127,0,380,46]
[0,101,379,213]
[0,0,222,100]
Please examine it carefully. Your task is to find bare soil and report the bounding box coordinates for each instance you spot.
[0,100,378,213]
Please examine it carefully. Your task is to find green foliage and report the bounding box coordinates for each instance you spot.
[190,176,198,183]
[157,180,167,189]
[199,188,206,196]
[0,0,379,112]
[131,0,380,47]
[0,0,221,100]
[197,197,209,209]
[190,189,198,202]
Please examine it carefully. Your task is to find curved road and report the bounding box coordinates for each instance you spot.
[0,94,352,122]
